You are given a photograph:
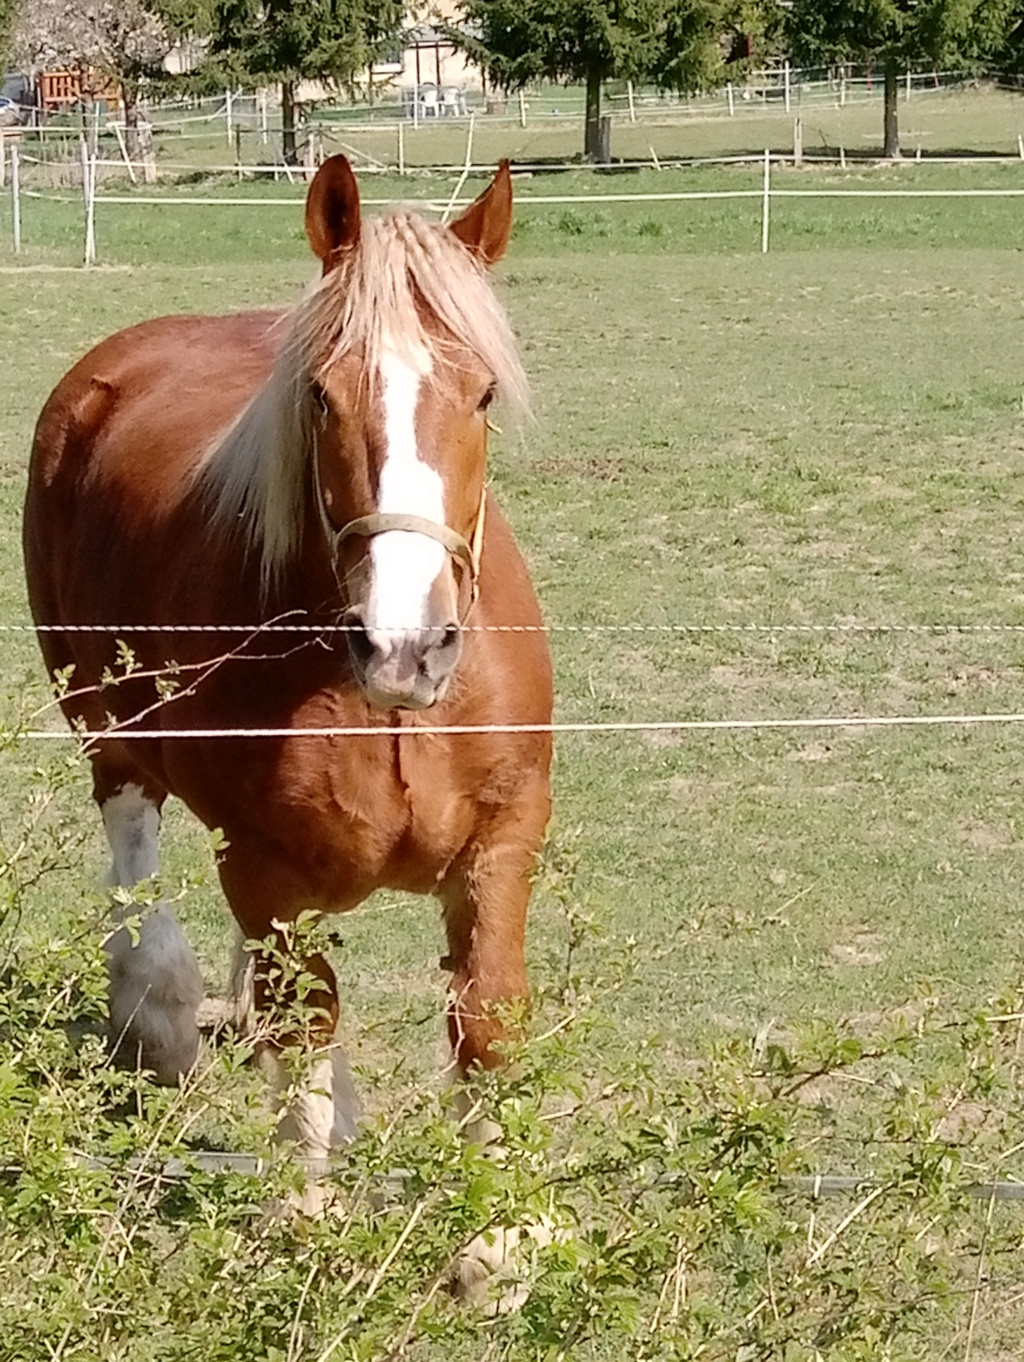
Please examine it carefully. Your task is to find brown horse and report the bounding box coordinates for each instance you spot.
[22,159,553,1199]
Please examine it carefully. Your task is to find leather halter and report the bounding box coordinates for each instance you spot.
[312,436,486,613]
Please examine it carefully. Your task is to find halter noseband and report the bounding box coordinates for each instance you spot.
[312,438,486,613]
[335,503,486,612]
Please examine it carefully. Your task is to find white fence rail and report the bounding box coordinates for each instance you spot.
[10,139,1024,264]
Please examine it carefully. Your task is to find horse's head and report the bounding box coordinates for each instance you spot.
[302,156,522,711]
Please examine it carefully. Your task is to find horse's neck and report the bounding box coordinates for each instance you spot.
[266,490,339,621]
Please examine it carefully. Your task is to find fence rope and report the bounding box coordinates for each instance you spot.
[31,187,1024,209]
[22,181,1024,211]
[20,713,1024,741]
[20,152,1024,175]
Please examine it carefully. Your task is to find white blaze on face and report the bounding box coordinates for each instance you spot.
[366,347,447,635]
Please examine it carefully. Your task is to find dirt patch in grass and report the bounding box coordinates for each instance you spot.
[828,931,886,967]
[958,818,1016,851]
[787,740,836,762]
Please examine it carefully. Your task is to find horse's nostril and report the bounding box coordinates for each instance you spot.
[415,623,461,657]
[421,623,461,659]
[343,611,374,671]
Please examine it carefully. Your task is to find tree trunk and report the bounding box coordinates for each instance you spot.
[122,82,140,161]
[583,66,602,160]
[282,78,297,165]
[883,57,899,159]
[79,88,100,155]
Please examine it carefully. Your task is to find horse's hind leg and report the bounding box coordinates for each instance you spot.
[95,760,203,1085]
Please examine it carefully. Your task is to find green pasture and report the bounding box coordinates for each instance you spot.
[17,81,1024,177]
[15,156,1024,271]
[7,150,1024,1353]
[309,80,1024,165]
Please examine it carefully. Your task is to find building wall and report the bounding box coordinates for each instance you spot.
[377,1,483,96]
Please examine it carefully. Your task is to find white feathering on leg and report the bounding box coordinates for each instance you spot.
[265,1048,360,1158]
[105,906,204,1083]
[101,784,202,1085]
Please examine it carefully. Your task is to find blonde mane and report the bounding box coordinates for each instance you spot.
[196,208,530,597]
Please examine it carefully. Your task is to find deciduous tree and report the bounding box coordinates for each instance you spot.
[788,0,1014,158]
[13,0,172,151]
[0,0,18,75]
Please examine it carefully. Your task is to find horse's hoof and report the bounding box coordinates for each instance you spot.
[290,1177,339,1218]
[452,1218,556,1314]
[259,1176,342,1227]
[105,906,204,1085]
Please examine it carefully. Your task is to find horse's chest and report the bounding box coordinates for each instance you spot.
[270,735,473,897]
[396,759,469,881]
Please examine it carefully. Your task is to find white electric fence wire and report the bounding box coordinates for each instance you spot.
[13,621,1024,739]
[23,152,1024,174]
[32,188,1024,209]
[6,623,1024,635]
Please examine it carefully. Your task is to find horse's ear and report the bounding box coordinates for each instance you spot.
[305,155,361,273]
[448,159,513,266]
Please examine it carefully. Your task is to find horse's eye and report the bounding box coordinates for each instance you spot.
[310,381,329,413]
[477,384,496,412]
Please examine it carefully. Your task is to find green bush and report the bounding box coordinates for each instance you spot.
[2,736,1024,1358]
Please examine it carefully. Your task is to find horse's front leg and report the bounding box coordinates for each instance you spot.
[98,771,204,1085]
[220,848,359,1168]
[437,778,553,1307]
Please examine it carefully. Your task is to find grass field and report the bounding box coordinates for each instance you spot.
[6,133,1024,1355]
[18,80,1024,176]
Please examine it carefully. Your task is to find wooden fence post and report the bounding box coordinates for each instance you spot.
[11,142,21,254]
[80,139,97,266]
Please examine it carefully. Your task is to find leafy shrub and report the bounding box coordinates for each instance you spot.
[2,740,1024,1358]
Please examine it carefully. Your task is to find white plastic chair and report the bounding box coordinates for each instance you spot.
[441,86,465,117]
[418,84,439,118]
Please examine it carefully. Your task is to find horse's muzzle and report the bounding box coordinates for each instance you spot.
[343,610,463,710]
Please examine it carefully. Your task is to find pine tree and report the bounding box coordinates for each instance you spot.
[449,0,728,160]
[209,0,403,163]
